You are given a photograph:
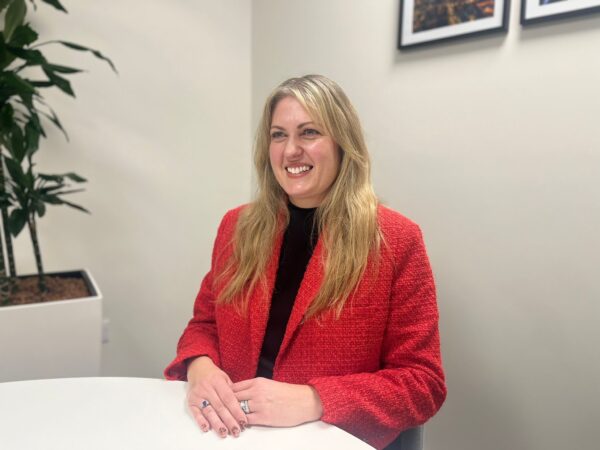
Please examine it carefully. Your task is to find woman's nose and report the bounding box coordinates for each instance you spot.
[284,135,302,158]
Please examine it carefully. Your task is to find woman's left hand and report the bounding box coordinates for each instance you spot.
[232,377,323,427]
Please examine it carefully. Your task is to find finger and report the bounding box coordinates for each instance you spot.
[244,411,261,426]
[233,387,253,402]
[190,405,210,432]
[209,388,243,437]
[231,379,255,392]
[200,402,230,438]
[218,387,250,429]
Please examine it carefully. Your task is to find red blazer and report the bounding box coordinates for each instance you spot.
[165,205,446,449]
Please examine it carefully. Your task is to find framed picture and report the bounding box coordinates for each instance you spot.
[398,0,511,49]
[521,0,600,24]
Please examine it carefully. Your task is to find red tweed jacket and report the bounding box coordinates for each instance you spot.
[164,205,446,449]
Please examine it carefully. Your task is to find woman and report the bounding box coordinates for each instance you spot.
[165,74,446,449]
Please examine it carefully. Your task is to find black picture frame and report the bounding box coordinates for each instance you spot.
[521,0,600,24]
[398,0,511,49]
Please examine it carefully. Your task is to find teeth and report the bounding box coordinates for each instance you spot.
[286,165,311,174]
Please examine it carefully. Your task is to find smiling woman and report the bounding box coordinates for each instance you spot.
[165,75,446,450]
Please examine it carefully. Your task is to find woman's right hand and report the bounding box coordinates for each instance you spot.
[186,356,247,438]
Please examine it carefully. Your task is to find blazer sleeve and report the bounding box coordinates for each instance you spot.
[307,224,446,449]
[163,211,234,381]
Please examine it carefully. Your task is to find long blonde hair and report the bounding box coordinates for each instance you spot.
[217,75,380,319]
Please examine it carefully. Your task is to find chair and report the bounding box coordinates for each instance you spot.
[383,426,424,450]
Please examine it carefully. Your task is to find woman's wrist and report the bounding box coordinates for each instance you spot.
[186,356,215,382]
[304,385,323,422]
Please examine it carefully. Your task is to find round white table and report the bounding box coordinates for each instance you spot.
[0,377,374,449]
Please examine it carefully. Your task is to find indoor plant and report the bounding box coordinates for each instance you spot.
[0,0,115,382]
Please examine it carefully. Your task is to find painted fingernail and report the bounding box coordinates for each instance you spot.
[219,427,227,437]
[239,420,246,430]
[200,424,208,432]
[232,427,240,437]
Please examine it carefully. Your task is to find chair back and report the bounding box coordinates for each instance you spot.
[383,426,424,450]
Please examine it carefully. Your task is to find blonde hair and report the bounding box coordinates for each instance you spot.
[217,75,380,319]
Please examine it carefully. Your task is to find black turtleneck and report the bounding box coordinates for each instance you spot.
[256,203,319,379]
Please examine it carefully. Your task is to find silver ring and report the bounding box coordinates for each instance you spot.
[200,399,211,410]
[240,399,250,414]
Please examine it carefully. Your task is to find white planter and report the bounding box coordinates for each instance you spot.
[0,269,102,383]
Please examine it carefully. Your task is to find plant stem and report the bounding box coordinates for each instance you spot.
[0,153,17,277]
[0,224,9,304]
[28,216,46,293]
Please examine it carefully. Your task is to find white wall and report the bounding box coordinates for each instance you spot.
[13,0,252,377]
[252,1,600,450]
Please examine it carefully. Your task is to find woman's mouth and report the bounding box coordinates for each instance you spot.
[286,165,313,175]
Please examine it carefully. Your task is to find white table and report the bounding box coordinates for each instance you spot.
[0,377,374,449]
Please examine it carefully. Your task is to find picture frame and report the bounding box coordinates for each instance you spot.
[521,0,600,24]
[398,0,511,49]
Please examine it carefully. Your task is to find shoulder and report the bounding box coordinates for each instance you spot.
[376,204,429,267]
[221,204,249,225]
[215,204,250,240]
[377,204,422,242]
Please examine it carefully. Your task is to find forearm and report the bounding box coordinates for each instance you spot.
[308,367,445,449]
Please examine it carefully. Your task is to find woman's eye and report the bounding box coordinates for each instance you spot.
[302,128,320,137]
[271,131,285,140]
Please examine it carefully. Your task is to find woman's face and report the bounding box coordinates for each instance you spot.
[269,96,341,208]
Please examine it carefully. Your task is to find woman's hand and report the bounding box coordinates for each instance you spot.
[186,356,247,438]
[232,377,323,427]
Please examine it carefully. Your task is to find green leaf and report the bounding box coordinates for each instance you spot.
[9,24,38,47]
[50,188,85,196]
[0,0,15,15]
[37,107,67,139]
[1,72,36,95]
[40,187,84,196]
[4,0,27,42]
[45,63,82,74]
[56,41,117,73]
[7,47,46,65]
[35,199,45,217]
[0,103,15,129]
[42,66,74,96]
[39,0,66,12]
[5,156,25,183]
[38,173,62,182]
[25,168,34,188]
[64,172,86,183]
[9,124,26,161]
[40,193,61,204]
[38,172,86,183]
[24,119,39,153]
[29,80,53,88]
[8,207,27,236]
[60,199,89,214]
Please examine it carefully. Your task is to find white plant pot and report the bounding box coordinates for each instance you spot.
[0,269,102,383]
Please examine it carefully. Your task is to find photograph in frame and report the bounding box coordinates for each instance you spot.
[398,0,511,48]
[521,0,600,24]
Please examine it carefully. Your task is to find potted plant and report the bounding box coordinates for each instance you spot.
[0,0,115,382]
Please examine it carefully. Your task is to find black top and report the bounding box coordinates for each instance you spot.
[256,203,319,379]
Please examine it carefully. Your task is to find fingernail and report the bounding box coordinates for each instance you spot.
[232,427,240,437]
[239,421,246,430]
[201,425,208,432]
[219,427,227,437]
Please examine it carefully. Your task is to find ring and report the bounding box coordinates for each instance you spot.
[240,399,250,414]
[200,399,211,409]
